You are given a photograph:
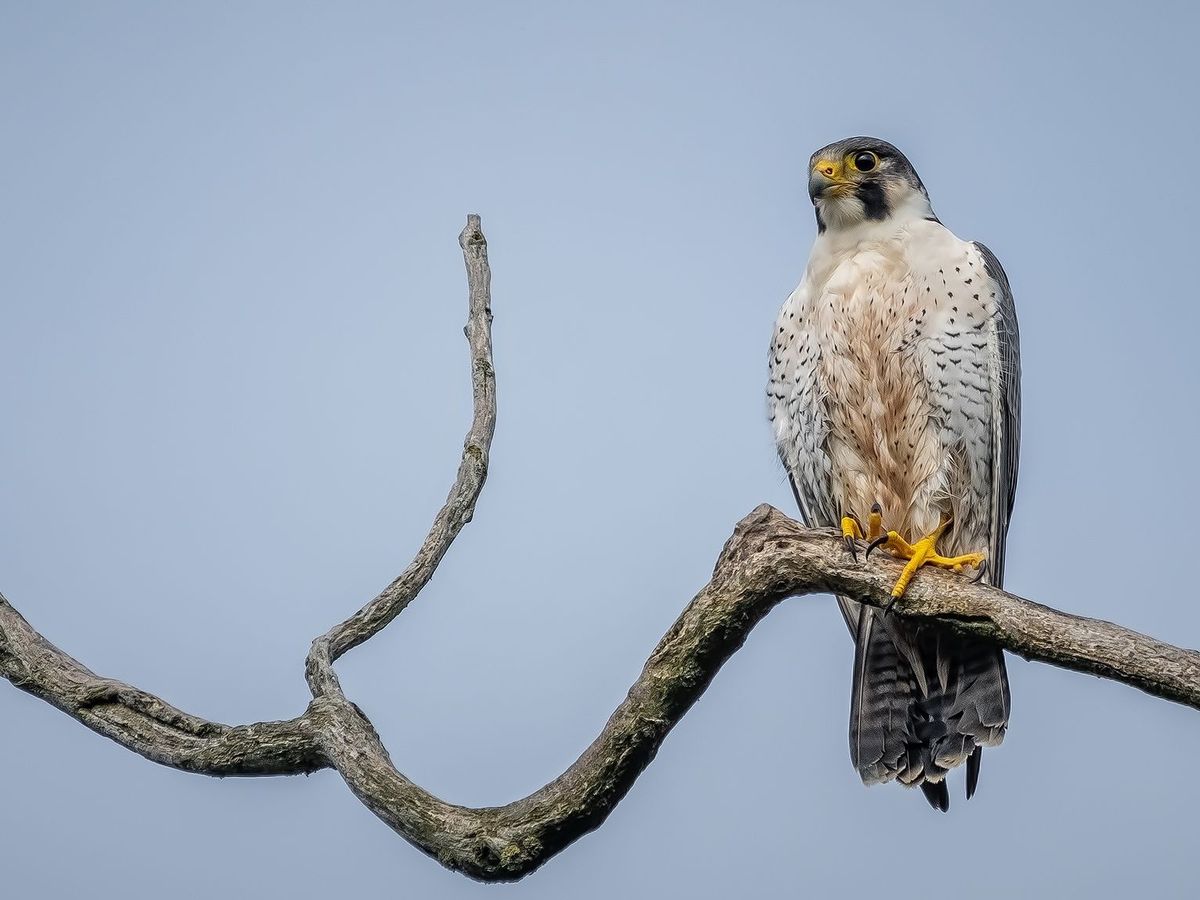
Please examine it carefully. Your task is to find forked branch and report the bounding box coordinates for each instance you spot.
[3,216,1199,881]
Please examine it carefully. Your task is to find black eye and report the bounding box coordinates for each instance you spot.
[853,151,878,172]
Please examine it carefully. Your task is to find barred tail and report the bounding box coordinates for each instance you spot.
[848,601,1009,811]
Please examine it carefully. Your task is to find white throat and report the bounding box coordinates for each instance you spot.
[814,189,935,253]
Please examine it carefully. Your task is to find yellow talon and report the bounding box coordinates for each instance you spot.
[866,503,884,542]
[867,518,986,606]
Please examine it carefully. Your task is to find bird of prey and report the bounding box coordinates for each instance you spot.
[768,137,1020,811]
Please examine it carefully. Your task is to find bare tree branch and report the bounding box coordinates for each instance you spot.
[4,215,1200,882]
[281,504,1200,880]
[0,591,325,775]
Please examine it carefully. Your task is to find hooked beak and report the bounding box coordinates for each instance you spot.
[809,158,845,202]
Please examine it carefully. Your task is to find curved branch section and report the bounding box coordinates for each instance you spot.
[5,215,1200,884]
[0,591,326,775]
[296,505,1200,880]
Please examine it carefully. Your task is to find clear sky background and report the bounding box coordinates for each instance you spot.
[3,3,1199,897]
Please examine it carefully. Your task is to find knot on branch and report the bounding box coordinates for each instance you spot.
[459,213,486,251]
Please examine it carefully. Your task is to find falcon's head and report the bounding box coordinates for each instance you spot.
[808,137,933,233]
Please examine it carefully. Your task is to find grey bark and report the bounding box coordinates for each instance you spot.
[3,215,1199,881]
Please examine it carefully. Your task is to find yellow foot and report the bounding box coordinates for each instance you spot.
[866,503,884,542]
[840,503,886,562]
[865,518,985,610]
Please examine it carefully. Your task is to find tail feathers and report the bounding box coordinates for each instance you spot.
[920,780,950,812]
[847,602,1009,810]
[966,746,982,800]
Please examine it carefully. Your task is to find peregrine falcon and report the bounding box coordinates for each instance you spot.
[768,137,1020,810]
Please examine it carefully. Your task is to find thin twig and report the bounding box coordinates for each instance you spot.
[305,213,496,696]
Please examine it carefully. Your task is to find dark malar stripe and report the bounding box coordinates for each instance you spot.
[856,180,890,220]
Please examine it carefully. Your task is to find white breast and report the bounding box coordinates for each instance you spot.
[769,219,998,553]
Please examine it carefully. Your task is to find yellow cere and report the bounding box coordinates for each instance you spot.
[813,157,843,180]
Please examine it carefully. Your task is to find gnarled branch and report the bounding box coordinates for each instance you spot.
[4,215,1200,881]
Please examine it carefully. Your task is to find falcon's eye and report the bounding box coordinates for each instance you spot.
[850,151,878,172]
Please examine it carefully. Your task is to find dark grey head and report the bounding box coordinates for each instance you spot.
[807,137,933,233]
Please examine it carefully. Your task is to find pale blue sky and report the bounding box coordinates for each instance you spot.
[3,2,1199,897]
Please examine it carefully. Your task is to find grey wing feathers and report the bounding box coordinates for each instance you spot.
[790,475,862,637]
[974,241,1021,589]
[787,475,815,529]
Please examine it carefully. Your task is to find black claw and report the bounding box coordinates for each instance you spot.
[882,594,899,616]
[842,534,859,562]
[970,559,989,585]
[865,534,889,560]
[871,502,882,514]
